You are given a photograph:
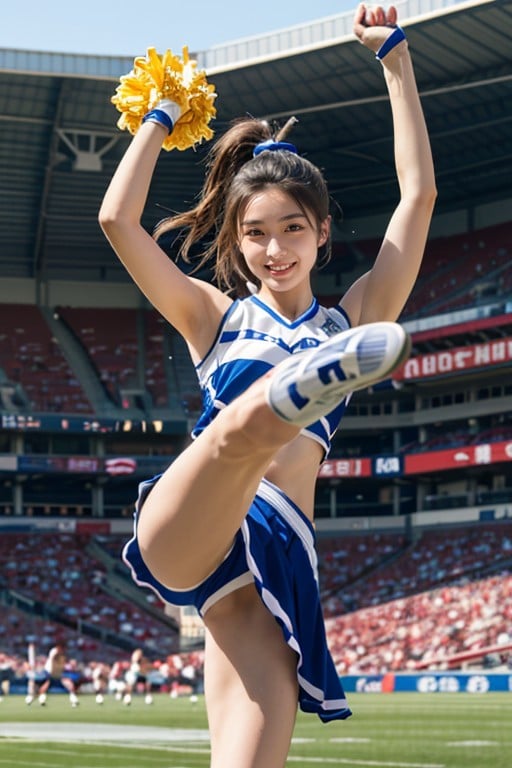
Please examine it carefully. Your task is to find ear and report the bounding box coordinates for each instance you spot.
[318,215,331,247]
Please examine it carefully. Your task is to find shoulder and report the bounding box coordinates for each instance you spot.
[190,277,232,311]
[184,278,234,361]
[218,295,257,327]
[316,299,352,332]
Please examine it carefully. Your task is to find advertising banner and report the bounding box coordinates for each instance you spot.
[404,440,512,474]
[395,336,512,382]
[318,458,372,479]
[342,673,512,693]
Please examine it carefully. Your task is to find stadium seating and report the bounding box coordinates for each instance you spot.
[319,522,512,617]
[1,521,510,677]
[0,304,91,413]
[1,220,510,418]
[321,222,512,320]
[0,531,180,663]
[316,531,406,613]
[326,570,512,674]
[1,220,511,679]
[403,222,512,318]
[57,306,142,406]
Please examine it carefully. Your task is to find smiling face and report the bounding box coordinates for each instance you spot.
[238,187,330,305]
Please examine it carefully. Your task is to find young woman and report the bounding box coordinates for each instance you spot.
[99,4,436,766]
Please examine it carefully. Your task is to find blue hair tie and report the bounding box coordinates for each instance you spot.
[253,139,298,157]
[375,26,406,61]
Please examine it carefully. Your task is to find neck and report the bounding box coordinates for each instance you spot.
[256,287,314,321]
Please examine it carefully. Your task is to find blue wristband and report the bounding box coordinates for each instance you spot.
[375,26,406,61]
[142,109,174,134]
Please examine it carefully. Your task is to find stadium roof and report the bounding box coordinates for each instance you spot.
[0,0,511,284]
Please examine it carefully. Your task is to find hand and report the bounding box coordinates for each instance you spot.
[353,3,400,53]
[154,99,181,125]
[142,98,181,136]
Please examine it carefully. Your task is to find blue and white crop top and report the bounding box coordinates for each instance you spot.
[192,294,351,456]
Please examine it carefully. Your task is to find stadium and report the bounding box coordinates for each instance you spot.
[0,0,511,765]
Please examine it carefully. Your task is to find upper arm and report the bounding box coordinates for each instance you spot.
[340,194,435,326]
[100,219,231,356]
[339,271,369,326]
[359,196,435,324]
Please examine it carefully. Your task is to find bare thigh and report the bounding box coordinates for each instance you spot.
[204,584,299,768]
[136,378,299,588]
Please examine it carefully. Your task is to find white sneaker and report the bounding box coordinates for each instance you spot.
[123,693,132,706]
[266,321,410,426]
[144,693,153,705]
[96,693,104,704]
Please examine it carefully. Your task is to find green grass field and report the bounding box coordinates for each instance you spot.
[0,692,510,767]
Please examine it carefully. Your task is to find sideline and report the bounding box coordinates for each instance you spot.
[0,721,210,743]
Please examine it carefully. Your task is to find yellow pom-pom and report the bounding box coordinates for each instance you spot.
[111,46,217,151]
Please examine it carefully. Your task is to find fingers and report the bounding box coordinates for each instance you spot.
[354,4,398,29]
[366,7,385,26]
[386,6,398,26]
[354,3,366,23]
[353,3,367,37]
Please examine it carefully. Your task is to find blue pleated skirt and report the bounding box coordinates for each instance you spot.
[122,475,351,722]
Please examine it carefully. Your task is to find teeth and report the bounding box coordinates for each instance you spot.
[268,263,292,272]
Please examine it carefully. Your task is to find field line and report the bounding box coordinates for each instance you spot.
[0,738,210,754]
[0,736,449,768]
[0,761,176,768]
[0,747,445,768]
[0,761,99,768]
[288,757,445,768]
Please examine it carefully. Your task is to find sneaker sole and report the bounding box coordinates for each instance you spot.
[267,322,410,426]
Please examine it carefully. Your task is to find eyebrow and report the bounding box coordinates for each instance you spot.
[240,212,307,226]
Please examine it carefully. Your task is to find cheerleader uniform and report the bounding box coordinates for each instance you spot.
[123,294,352,722]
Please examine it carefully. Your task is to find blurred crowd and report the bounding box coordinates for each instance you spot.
[1,521,511,698]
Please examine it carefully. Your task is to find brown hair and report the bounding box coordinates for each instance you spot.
[153,117,332,296]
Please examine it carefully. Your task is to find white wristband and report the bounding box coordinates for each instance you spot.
[155,99,181,124]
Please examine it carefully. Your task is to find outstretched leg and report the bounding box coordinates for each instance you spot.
[136,321,409,589]
[137,377,301,588]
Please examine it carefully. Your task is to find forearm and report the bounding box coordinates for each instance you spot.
[347,5,437,323]
[99,121,167,230]
[381,44,436,201]
[357,47,437,323]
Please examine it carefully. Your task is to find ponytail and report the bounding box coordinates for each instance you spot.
[153,118,273,269]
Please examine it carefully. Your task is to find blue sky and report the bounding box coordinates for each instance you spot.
[1,0,358,56]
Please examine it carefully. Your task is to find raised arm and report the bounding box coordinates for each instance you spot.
[98,114,230,361]
[340,4,437,325]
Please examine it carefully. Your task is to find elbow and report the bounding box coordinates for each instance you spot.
[98,202,119,234]
[98,202,113,235]
[405,182,438,214]
[98,204,134,240]
[421,184,438,214]
[425,180,438,208]
[398,162,438,210]
[418,164,438,205]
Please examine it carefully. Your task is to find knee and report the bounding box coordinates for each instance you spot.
[213,379,298,457]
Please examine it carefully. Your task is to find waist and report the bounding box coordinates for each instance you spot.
[263,435,323,521]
